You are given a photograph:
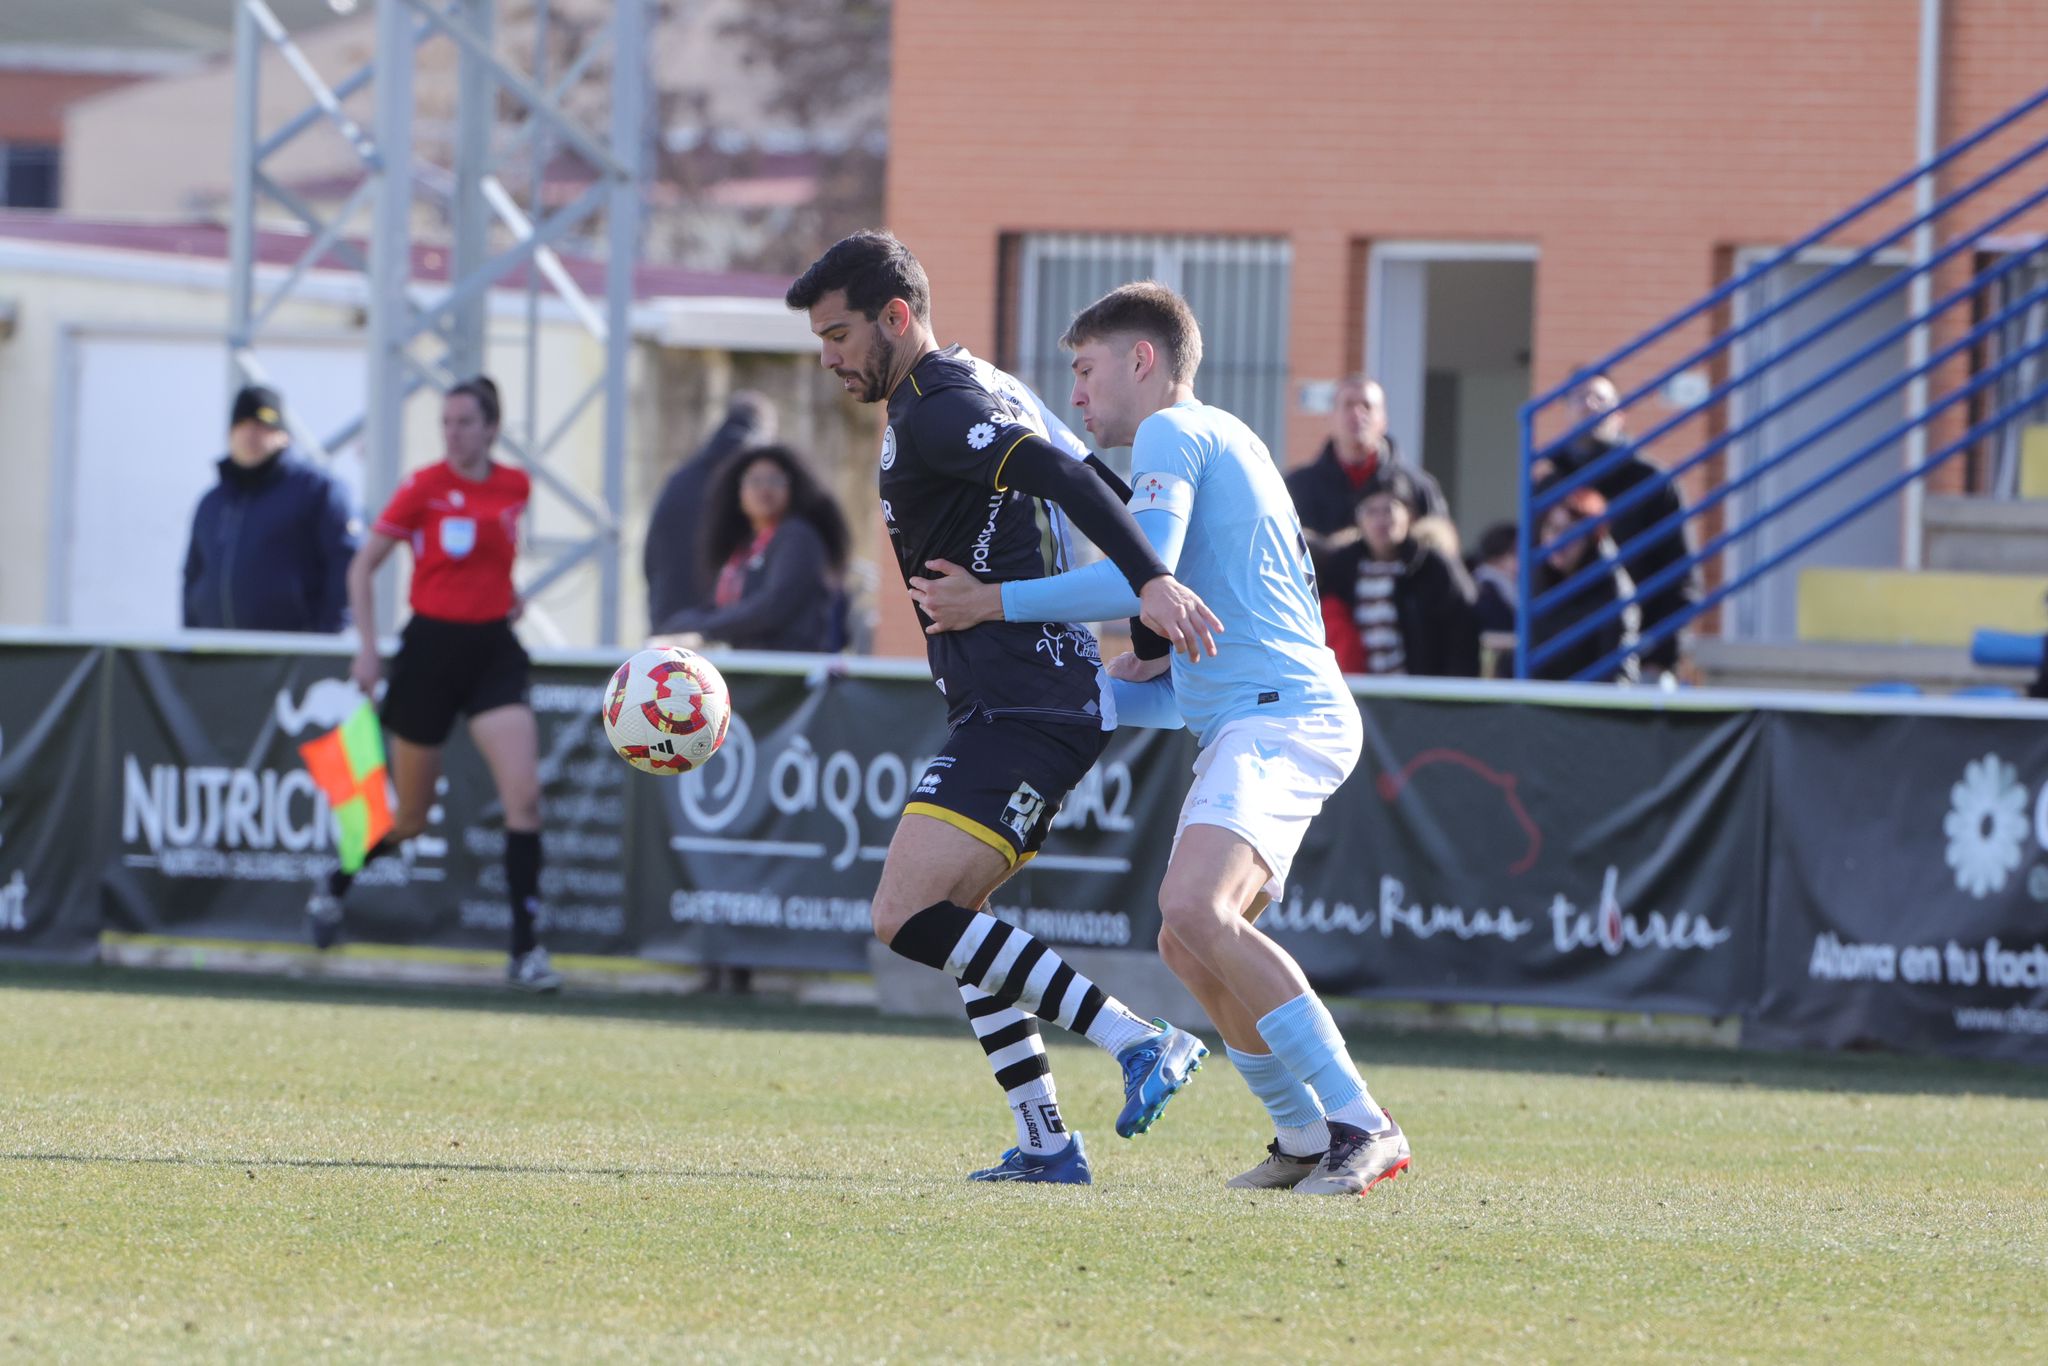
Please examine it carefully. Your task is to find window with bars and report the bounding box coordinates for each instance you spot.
[1003,233,1292,465]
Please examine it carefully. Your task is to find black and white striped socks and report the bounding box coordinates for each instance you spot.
[959,984,1069,1156]
[892,902,1157,1056]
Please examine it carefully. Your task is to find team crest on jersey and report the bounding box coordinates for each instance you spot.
[966,422,997,451]
[880,426,897,471]
[439,516,477,558]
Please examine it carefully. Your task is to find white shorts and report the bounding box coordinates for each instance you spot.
[1171,708,1364,902]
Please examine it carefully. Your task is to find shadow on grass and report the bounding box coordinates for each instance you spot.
[0,1149,826,1184]
[5,962,2047,1103]
[0,959,964,1041]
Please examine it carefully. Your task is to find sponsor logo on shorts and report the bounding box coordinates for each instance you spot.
[1001,780,1045,841]
[913,755,955,797]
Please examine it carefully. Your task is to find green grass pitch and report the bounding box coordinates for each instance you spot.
[4,964,2046,1362]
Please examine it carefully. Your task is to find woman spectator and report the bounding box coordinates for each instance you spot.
[306,376,561,991]
[1319,467,1480,677]
[1527,486,1641,683]
[653,444,850,653]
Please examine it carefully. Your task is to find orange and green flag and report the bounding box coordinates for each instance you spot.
[297,700,393,873]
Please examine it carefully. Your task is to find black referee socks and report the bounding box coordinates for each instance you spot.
[505,828,542,957]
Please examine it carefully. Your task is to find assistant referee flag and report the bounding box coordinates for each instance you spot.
[298,700,393,873]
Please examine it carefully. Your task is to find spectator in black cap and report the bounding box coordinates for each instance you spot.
[182,384,360,632]
[1318,465,1479,678]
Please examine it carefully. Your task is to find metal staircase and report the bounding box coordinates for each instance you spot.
[1516,82,2048,687]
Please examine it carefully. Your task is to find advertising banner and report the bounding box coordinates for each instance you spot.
[1751,713,2048,1063]
[0,645,107,960]
[100,649,634,957]
[9,634,2045,1069]
[1267,696,1768,1014]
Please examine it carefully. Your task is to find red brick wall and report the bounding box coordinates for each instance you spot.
[0,70,135,143]
[876,0,2048,658]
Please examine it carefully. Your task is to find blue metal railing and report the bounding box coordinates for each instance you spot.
[1516,81,2048,681]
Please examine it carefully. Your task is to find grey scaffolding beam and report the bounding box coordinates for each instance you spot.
[226,0,649,644]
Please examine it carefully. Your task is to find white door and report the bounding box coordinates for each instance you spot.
[1727,256,1907,640]
[58,330,366,633]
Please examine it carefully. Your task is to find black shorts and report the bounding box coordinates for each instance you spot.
[380,614,530,747]
[903,715,1111,867]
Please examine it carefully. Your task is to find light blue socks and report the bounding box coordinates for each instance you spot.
[1257,992,1387,1133]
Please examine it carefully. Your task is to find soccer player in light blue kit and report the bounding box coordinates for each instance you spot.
[912,282,1410,1194]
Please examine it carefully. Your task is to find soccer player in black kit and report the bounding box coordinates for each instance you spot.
[786,231,1223,1183]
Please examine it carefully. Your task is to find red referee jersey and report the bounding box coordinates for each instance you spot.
[373,461,528,622]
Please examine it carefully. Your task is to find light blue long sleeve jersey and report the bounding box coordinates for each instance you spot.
[1000,398,1351,747]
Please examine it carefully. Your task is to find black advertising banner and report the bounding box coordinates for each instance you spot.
[11,633,2048,1069]
[101,649,633,957]
[1753,713,2048,1064]
[105,648,363,939]
[1267,696,1768,1014]
[0,645,107,960]
[639,667,1196,972]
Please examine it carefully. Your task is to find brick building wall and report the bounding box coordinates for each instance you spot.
[872,0,2048,659]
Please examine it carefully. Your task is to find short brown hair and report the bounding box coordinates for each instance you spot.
[1060,281,1204,384]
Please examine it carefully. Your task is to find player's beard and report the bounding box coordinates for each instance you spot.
[856,329,896,403]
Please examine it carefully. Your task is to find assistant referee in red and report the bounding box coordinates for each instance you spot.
[306,376,559,991]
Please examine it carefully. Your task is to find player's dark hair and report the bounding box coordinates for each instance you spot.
[785,231,931,324]
[449,375,501,428]
[699,443,851,585]
[1061,281,1204,384]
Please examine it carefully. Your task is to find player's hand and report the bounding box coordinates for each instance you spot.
[1138,575,1223,661]
[349,646,382,695]
[1106,651,1170,683]
[908,558,1003,634]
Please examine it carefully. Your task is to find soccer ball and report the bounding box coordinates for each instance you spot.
[602,646,732,775]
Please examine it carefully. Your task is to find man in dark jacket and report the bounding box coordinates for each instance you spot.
[183,385,358,632]
[1285,375,1449,582]
[643,390,777,632]
[1535,372,1694,674]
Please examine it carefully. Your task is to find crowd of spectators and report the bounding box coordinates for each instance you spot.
[183,363,1695,687]
[1284,369,1695,684]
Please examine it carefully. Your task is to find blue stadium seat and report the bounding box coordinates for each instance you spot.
[1970,628,2044,669]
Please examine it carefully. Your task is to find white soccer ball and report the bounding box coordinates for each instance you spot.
[601,646,732,775]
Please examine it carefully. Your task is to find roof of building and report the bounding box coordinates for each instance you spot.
[0,0,351,73]
[0,210,790,302]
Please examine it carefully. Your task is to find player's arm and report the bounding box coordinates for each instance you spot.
[997,414,1206,631]
[904,393,1218,657]
[919,439,1217,656]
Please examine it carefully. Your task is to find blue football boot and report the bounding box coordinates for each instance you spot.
[1114,1019,1208,1138]
[968,1131,1093,1184]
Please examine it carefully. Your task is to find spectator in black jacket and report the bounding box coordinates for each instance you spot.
[1318,467,1480,678]
[654,444,851,652]
[644,391,777,632]
[1527,486,1641,683]
[182,385,358,632]
[1286,374,1449,582]
[1536,372,1693,674]
[1470,521,1519,637]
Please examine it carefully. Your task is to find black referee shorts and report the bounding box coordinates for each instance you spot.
[902,714,1110,867]
[380,614,531,747]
